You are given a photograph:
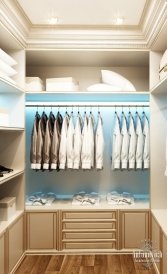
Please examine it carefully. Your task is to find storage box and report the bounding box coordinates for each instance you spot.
[46,77,79,92]
[0,197,16,221]
[0,109,9,127]
[26,77,44,92]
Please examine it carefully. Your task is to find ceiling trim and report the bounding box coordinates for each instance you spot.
[138,0,151,29]
[0,0,167,50]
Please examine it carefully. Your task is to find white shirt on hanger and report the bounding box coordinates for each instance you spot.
[73,114,82,169]
[112,113,122,170]
[143,114,150,169]
[136,114,144,169]
[128,114,137,169]
[59,114,69,169]
[96,114,104,169]
[121,113,129,169]
[66,115,75,169]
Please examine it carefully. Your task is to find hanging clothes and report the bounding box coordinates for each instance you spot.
[88,113,95,168]
[95,114,104,170]
[143,113,150,169]
[112,113,122,170]
[43,111,55,169]
[30,111,40,169]
[73,113,83,169]
[59,113,69,169]
[66,115,75,169]
[135,113,144,169]
[36,111,48,170]
[81,114,90,169]
[128,113,137,169]
[121,113,129,169]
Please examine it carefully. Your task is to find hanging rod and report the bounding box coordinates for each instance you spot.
[26,102,149,107]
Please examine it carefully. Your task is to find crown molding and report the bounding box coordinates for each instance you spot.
[145,1,167,47]
[0,0,30,47]
[0,0,167,50]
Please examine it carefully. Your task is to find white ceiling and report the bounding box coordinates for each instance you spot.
[17,0,147,26]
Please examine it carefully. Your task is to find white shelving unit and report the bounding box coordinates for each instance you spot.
[151,75,167,95]
[0,24,25,274]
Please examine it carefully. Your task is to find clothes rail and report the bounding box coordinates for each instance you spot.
[26,102,149,107]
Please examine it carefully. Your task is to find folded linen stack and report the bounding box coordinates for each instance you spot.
[159,50,167,80]
[26,77,44,92]
[72,191,100,206]
[107,191,134,205]
[46,77,79,92]
[25,192,56,206]
[0,48,17,84]
[87,70,136,92]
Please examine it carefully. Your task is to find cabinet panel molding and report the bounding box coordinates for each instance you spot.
[121,211,149,249]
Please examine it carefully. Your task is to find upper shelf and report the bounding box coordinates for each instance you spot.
[26,91,150,103]
[0,77,24,94]
[151,75,167,95]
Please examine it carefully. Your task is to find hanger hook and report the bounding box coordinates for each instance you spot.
[84,105,86,113]
[98,105,100,114]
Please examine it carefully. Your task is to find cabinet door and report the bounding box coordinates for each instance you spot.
[121,211,149,249]
[151,216,161,271]
[162,234,167,274]
[27,213,55,249]
[0,234,5,274]
[8,215,24,272]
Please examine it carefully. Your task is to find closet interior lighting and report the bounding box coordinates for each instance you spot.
[26,102,149,108]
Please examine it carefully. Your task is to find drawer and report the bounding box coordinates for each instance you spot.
[62,211,116,220]
[62,241,116,249]
[63,222,116,230]
[63,231,116,240]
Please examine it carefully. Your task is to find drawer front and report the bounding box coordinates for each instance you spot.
[63,222,116,230]
[63,211,116,220]
[63,231,116,240]
[62,242,116,249]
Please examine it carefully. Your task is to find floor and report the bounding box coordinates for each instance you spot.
[14,254,156,274]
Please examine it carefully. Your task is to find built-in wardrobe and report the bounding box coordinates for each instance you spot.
[0,22,167,274]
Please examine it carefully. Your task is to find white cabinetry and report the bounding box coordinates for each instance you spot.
[120,210,149,249]
[0,233,5,274]
[0,24,25,274]
[26,212,57,250]
[8,215,24,272]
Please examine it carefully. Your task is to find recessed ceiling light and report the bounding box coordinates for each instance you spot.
[48,17,59,25]
[113,17,124,25]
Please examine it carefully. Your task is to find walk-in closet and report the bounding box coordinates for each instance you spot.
[0,0,167,273]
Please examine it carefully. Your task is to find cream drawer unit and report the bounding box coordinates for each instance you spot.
[162,233,167,274]
[60,210,118,250]
[63,231,116,240]
[62,211,116,219]
[0,233,5,274]
[27,212,57,250]
[151,215,161,272]
[8,215,24,273]
[62,241,116,250]
[120,210,149,249]
[63,221,116,230]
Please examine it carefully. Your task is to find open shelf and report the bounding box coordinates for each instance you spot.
[0,126,24,131]
[151,75,167,95]
[0,210,24,236]
[0,77,24,94]
[0,169,24,186]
